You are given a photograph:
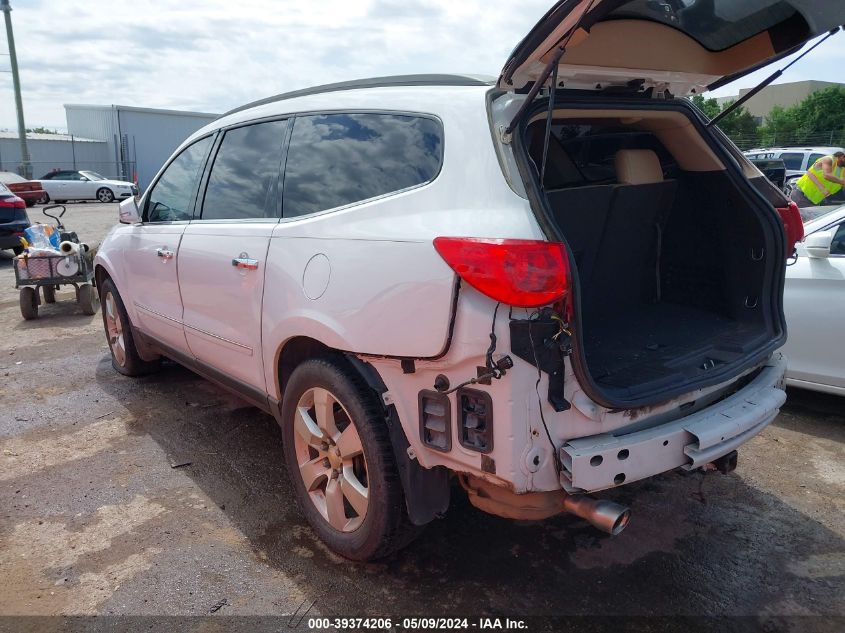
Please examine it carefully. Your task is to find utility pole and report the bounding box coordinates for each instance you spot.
[1,0,31,178]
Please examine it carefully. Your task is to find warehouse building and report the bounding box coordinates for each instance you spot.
[715,80,845,123]
[0,131,109,179]
[65,104,219,190]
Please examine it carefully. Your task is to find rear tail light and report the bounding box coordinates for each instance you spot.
[776,201,804,257]
[433,237,570,308]
[0,196,25,209]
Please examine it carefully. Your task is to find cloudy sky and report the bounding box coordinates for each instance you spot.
[1,0,845,131]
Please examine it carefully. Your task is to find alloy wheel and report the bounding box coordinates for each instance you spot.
[293,387,369,532]
[104,291,126,367]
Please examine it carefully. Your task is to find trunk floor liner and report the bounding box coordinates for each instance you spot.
[582,303,764,393]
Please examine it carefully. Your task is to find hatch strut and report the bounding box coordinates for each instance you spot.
[504,0,599,137]
[708,27,840,128]
[540,62,560,187]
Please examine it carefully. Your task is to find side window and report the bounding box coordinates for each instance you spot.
[807,153,826,170]
[778,153,803,170]
[831,223,845,256]
[200,119,288,220]
[282,113,443,218]
[54,171,79,180]
[145,136,213,222]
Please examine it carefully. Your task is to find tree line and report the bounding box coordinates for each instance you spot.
[692,85,845,150]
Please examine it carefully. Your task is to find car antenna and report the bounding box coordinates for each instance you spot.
[708,27,840,128]
[504,0,599,137]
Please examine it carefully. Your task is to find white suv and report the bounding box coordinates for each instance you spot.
[95,1,841,560]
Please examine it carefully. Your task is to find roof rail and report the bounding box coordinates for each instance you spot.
[222,74,495,117]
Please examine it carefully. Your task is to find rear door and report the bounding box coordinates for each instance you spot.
[124,135,214,352]
[178,118,288,393]
[42,171,76,200]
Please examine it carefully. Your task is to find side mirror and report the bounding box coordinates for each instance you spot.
[803,229,834,259]
[79,176,89,181]
[119,196,141,224]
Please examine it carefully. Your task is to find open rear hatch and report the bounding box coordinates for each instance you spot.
[499,0,844,97]
[500,1,845,410]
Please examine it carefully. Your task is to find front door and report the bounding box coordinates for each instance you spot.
[68,173,93,199]
[178,119,288,392]
[124,135,214,353]
[784,219,845,389]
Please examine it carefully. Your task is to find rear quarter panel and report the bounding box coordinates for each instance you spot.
[260,86,543,399]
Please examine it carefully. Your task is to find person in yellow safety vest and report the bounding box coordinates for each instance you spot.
[790,151,845,208]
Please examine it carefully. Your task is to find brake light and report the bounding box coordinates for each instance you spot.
[433,237,570,308]
[776,201,804,257]
[0,196,25,209]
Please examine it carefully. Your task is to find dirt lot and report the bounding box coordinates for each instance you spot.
[1,203,843,629]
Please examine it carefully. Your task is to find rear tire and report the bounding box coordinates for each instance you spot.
[37,193,49,205]
[281,357,421,561]
[99,278,160,376]
[42,285,56,303]
[77,283,99,315]
[20,287,38,320]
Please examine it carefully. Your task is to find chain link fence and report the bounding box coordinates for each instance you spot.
[727,130,845,151]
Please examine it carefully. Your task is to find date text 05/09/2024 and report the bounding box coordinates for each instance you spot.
[307,617,528,630]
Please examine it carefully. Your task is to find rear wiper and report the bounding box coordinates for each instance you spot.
[708,27,840,128]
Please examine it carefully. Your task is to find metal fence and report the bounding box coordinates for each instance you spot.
[725,130,845,151]
[0,161,137,183]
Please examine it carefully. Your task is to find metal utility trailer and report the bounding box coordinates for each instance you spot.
[13,205,99,320]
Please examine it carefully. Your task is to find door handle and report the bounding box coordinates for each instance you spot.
[156,248,174,260]
[232,253,259,270]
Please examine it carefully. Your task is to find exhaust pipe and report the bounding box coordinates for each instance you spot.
[562,495,631,535]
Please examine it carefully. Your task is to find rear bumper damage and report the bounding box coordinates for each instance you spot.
[560,354,787,493]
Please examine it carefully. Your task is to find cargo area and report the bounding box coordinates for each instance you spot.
[525,106,784,404]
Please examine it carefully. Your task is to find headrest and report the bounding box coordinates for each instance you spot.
[615,149,664,185]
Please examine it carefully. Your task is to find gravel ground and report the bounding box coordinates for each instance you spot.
[0,203,843,631]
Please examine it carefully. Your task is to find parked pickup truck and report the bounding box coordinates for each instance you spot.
[747,157,787,191]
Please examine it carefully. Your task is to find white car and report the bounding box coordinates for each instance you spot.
[39,170,138,203]
[93,0,841,560]
[783,205,845,395]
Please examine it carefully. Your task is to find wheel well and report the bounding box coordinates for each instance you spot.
[277,336,332,396]
[94,264,110,289]
[276,336,450,525]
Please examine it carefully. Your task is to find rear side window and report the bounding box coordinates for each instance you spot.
[282,113,443,218]
[146,136,213,222]
[201,119,288,220]
[807,153,826,169]
[778,153,803,170]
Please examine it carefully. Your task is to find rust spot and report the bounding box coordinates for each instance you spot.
[622,398,672,421]
[481,455,496,474]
